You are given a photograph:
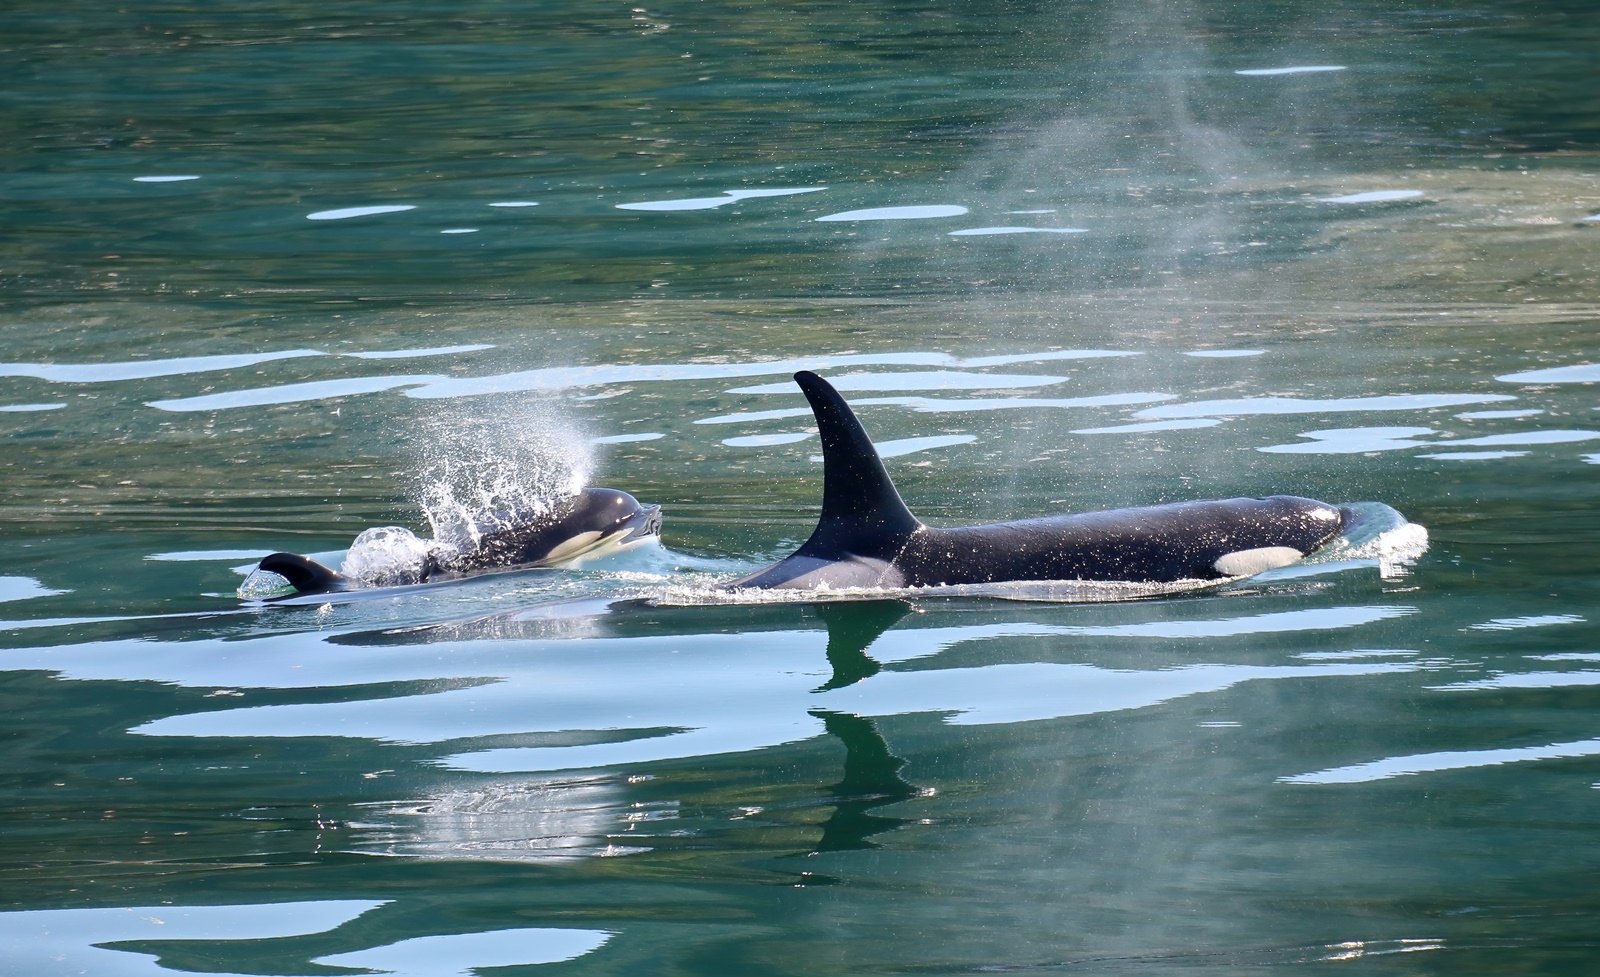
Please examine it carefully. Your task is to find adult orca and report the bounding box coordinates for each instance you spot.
[249,487,662,598]
[723,371,1355,592]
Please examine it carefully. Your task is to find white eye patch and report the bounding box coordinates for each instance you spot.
[1213,546,1304,577]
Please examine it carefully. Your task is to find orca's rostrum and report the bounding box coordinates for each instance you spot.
[723,371,1356,592]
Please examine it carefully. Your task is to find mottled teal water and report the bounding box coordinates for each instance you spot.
[4,1,1600,974]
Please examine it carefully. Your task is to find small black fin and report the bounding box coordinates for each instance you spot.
[258,552,346,595]
[792,371,920,558]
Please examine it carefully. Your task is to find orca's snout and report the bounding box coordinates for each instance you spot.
[625,504,663,541]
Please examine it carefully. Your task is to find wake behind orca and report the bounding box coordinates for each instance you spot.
[723,371,1360,593]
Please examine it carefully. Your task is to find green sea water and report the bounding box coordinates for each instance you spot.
[3,1,1600,974]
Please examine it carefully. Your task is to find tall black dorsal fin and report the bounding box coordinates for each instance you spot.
[258,552,345,595]
[793,371,920,558]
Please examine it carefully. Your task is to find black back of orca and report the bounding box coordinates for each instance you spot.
[724,370,1351,590]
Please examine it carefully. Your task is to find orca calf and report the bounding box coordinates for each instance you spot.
[723,371,1354,592]
[250,487,662,598]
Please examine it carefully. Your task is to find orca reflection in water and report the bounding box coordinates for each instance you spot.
[248,487,662,599]
[330,595,922,856]
[724,371,1357,592]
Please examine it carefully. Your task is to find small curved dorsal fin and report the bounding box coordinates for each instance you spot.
[793,371,920,558]
[258,552,345,595]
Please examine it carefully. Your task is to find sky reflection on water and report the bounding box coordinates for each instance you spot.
[0,349,325,383]
[947,226,1088,236]
[0,901,386,977]
[86,603,1424,778]
[617,187,826,212]
[1234,65,1347,76]
[814,205,969,221]
[312,927,613,975]
[306,204,419,221]
[1319,190,1424,203]
[1283,738,1600,785]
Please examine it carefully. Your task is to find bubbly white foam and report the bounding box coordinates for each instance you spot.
[649,576,1234,606]
[1312,507,1429,580]
[236,568,294,600]
[341,526,438,588]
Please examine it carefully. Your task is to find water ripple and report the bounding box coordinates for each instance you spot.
[117,605,1417,775]
[1416,450,1528,461]
[314,928,612,974]
[0,576,68,603]
[691,392,1173,424]
[1258,427,1436,454]
[1456,409,1543,419]
[827,659,1413,730]
[403,351,1129,401]
[1137,393,1513,419]
[890,393,1175,414]
[1050,606,1415,638]
[723,432,812,447]
[148,374,446,412]
[344,344,495,360]
[1498,362,1600,383]
[948,226,1086,236]
[617,187,826,211]
[1281,737,1600,784]
[1073,418,1221,434]
[307,204,418,220]
[1467,614,1584,631]
[852,434,974,458]
[1236,65,1346,76]
[0,349,325,383]
[815,205,968,221]
[1320,190,1424,203]
[726,371,1067,393]
[1451,429,1600,446]
[0,901,385,975]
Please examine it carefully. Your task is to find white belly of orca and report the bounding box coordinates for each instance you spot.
[553,528,661,567]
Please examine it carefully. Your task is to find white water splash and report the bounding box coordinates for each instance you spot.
[656,574,1245,607]
[236,568,295,600]
[1308,504,1430,580]
[410,400,594,553]
[341,526,438,588]
[235,404,596,596]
